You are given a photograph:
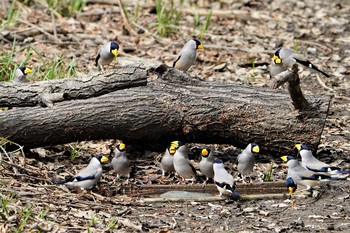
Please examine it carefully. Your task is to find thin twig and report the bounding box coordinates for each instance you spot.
[316,74,334,92]
[16,19,62,43]
[116,0,138,35]
[50,9,58,41]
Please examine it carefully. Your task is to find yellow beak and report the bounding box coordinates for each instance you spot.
[169,146,176,155]
[24,67,32,75]
[294,144,301,151]
[119,143,126,150]
[280,156,288,162]
[273,55,282,64]
[197,44,204,50]
[201,149,208,157]
[112,49,118,57]
[288,187,296,194]
[101,156,109,163]
[252,145,260,153]
[170,141,179,148]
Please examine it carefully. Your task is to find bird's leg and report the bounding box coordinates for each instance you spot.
[249,175,253,183]
[242,175,247,184]
[202,177,209,187]
[190,177,195,185]
[162,170,165,177]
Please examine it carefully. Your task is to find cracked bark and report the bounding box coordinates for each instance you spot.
[0,65,330,155]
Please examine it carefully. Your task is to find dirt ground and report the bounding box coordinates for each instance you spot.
[1,0,350,232]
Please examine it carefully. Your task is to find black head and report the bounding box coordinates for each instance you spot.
[274,47,282,57]
[213,159,223,164]
[18,66,26,74]
[191,36,204,50]
[95,154,109,163]
[110,42,119,51]
[300,144,309,151]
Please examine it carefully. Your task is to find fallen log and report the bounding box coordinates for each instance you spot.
[0,65,330,155]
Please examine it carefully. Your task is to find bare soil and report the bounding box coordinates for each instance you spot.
[0,0,349,232]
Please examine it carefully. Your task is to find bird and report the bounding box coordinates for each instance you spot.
[95,41,119,71]
[270,47,330,78]
[285,177,297,194]
[13,66,32,83]
[111,143,131,179]
[199,148,215,183]
[64,154,109,190]
[173,37,204,72]
[295,144,349,179]
[160,145,176,177]
[171,141,197,183]
[213,159,240,200]
[280,155,340,190]
[237,143,260,183]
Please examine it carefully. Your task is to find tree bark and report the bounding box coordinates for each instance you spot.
[0,67,147,107]
[0,65,330,155]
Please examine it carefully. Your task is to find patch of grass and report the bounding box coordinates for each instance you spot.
[194,10,212,40]
[35,53,77,81]
[90,213,99,226]
[0,0,19,32]
[247,58,256,82]
[264,161,274,182]
[69,143,81,161]
[154,0,185,37]
[32,0,87,17]
[108,218,118,230]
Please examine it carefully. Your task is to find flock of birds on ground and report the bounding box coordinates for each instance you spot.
[11,37,343,199]
[13,36,331,82]
[62,141,349,200]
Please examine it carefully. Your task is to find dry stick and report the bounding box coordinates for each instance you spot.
[50,9,58,41]
[117,0,138,36]
[0,146,18,174]
[316,74,334,92]
[16,19,62,43]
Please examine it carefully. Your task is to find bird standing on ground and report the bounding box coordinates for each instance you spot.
[199,148,215,183]
[13,66,32,83]
[95,41,119,71]
[173,37,204,72]
[237,143,260,183]
[160,145,176,176]
[213,159,240,200]
[171,141,197,183]
[64,154,109,190]
[280,155,338,190]
[270,47,330,77]
[295,144,349,179]
[111,143,131,179]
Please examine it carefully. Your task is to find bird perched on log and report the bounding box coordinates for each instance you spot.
[64,154,109,190]
[160,145,177,177]
[199,148,215,183]
[173,37,204,72]
[111,143,131,179]
[281,155,342,191]
[95,41,119,71]
[213,159,240,200]
[270,47,330,78]
[13,66,32,83]
[237,143,260,183]
[171,141,197,183]
[295,144,349,179]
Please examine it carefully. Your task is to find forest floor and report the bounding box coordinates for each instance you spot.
[0,0,349,232]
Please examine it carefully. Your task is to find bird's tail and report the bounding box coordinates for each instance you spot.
[231,191,241,200]
[311,65,330,78]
